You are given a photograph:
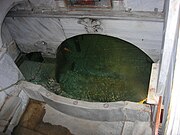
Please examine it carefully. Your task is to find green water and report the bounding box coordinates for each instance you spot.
[18,35,152,102]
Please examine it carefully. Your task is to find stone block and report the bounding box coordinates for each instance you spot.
[0,96,21,122]
[121,121,152,135]
[18,89,30,110]
[0,120,8,132]
[132,121,152,135]
[122,121,134,135]
[4,85,21,97]
[3,90,29,134]
[0,126,5,132]
[0,120,8,127]
[0,91,7,109]
[23,89,44,102]
[0,53,24,90]
[122,102,151,122]
[6,103,24,133]
[43,104,124,135]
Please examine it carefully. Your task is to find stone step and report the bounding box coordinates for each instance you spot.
[0,96,21,132]
[0,91,7,110]
[0,132,7,135]
[43,104,153,135]
[0,96,21,121]
[20,81,152,122]
[5,103,23,134]
[122,121,152,135]
[0,120,8,131]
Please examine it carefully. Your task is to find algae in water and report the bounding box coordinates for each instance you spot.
[18,35,152,102]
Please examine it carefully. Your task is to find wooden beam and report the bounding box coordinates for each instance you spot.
[155,96,162,135]
[147,62,159,104]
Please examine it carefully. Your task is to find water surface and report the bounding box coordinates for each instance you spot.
[18,35,152,102]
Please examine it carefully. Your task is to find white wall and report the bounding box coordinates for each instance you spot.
[1,22,20,60]
[124,0,164,12]
[4,17,163,61]
[157,0,180,134]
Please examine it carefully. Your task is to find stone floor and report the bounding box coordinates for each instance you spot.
[12,100,72,135]
[1,96,153,135]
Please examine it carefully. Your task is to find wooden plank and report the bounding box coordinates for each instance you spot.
[147,62,159,104]
[155,96,162,135]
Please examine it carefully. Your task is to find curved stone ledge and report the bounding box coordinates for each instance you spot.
[19,81,151,122]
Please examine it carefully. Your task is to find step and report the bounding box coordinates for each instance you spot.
[0,91,7,110]
[0,96,21,132]
[43,104,152,135]
[122,121,152,135]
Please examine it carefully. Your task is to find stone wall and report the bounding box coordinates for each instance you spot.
[4,16,163,61]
